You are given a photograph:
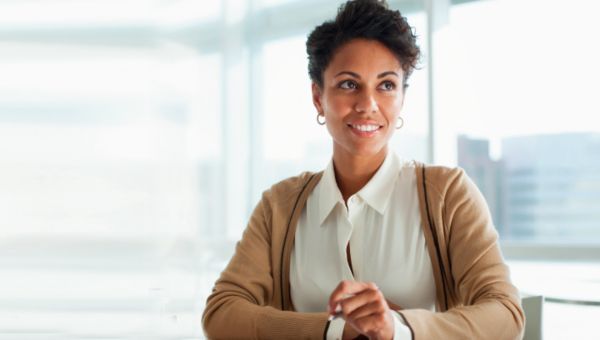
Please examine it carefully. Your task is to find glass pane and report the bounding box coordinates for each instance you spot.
[196,52,225,330]
[261,35,326,185]
[436,0,600,244]
[390,11,428,162]
[0,0,222,28]
[0,42,221,340]
[161,0,222,25]
[0,0,157,27]
[258,0,300,9]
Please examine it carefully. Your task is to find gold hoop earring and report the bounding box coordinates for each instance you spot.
[396,116,404,129]
[317,113,326,125]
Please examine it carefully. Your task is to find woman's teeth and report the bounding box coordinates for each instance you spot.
[351,124,380,132]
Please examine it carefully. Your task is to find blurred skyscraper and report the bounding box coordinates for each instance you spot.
[457,135,505,235]
[458,133,600,243]
[502,133,600,242]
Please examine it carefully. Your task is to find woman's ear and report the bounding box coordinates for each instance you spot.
[311,82,323,114]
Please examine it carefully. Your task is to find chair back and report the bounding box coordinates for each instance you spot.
[522,295,544,340]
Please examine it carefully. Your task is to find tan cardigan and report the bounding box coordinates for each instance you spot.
[202,162,525,339]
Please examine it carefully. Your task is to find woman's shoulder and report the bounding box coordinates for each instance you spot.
[262,171,324,204]
[413,160,470,197]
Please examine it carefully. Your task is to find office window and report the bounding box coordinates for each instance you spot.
[258,0,299,9]
[8,0,599,339]
[257,35,329,195]
[0,2,221,337]
[434,1,600,338]
[435,0,600,244]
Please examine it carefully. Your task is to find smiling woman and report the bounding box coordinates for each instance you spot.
[201,1,524,339]
[312,39,406,191]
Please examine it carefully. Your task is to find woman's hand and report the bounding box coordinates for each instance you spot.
[342,322,361,340]
[328,280,394,340]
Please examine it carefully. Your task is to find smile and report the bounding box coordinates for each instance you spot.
[347,123,382,137]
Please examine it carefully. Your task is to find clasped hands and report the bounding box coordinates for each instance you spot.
[328,280,397,340]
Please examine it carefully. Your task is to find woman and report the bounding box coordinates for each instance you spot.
[202,0,525,339]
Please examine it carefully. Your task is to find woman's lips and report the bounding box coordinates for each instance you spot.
[347,123,382,137]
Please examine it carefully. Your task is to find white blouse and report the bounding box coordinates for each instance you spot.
[290,152,436,340]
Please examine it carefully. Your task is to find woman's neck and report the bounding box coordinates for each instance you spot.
[332,147,388,203]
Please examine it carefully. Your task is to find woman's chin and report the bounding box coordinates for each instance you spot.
[342,144,387,158]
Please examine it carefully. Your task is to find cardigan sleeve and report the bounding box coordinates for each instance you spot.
[201,191,329,340]
[399,168,525,339]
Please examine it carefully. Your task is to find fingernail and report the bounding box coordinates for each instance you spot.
[328,303,342,321]
[328,303,341,315]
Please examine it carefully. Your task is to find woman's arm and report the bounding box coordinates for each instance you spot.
[398,168,525,339]
[201,192,328,340]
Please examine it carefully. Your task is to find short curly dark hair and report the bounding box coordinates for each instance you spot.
[306,0,420,88]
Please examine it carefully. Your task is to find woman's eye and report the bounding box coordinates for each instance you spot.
[339,80,358,89]
[379,81,396,91]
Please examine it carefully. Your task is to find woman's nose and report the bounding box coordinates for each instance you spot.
[354,90,378,114]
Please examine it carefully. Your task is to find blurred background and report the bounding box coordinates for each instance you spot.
[0,0,599,339]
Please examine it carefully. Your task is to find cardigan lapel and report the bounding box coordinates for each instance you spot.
[281,172,323,311]
[414,161,449,312]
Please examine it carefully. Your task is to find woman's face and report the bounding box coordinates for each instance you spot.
[312,38,405,159]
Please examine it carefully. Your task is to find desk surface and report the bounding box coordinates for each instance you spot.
[509,260,600,305]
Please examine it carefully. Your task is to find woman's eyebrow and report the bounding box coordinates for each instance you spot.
[377,71,399,78]
[333,70,399,78]
[334,71,360,78]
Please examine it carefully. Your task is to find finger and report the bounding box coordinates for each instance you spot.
[386,299,403,311]
[352,310,391,339]
[328,281,378,312]
[347,300,385,321]
[339,287,381,317]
